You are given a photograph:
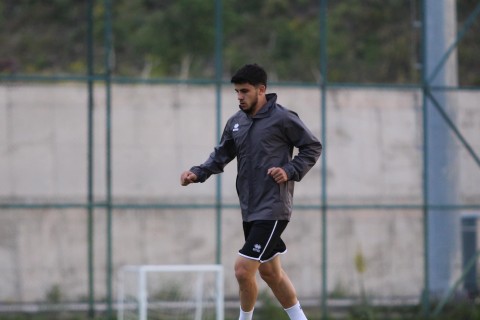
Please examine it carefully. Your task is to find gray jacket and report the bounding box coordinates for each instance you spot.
[191,93,322,222]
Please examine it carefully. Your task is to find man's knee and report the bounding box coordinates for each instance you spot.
[235,257,258,283]
[234,264,251,283]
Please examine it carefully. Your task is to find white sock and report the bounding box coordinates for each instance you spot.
[239,307,254,320]
[284,301,307,320]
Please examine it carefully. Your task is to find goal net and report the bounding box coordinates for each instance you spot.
[117,265,224,320]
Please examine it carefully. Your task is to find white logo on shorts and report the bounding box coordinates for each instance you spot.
[253,244,262,253]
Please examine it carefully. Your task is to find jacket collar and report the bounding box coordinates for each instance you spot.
[252,93,277,119]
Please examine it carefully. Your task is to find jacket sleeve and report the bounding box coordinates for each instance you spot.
[282,111,322,181]
[190,122,237,183]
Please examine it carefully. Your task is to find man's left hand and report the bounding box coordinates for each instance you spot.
[267,167,288,184]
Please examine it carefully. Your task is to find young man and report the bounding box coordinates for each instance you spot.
[180,64,322,320]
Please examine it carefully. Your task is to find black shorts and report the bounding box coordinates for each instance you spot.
[238,220,288,263]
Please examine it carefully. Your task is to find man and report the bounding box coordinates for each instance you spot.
[180,64,322,320]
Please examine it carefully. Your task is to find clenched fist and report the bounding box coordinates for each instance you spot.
[180,171,198,186]
[267,167,288,184]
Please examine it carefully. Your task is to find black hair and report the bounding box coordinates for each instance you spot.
[230,63,267,87]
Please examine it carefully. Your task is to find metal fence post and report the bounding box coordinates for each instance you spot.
[319,0,328,319]
[86,0,95,318]
[214,0,223,265]
[104,0,114,318]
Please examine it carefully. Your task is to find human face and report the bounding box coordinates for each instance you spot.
[234,83,265,116]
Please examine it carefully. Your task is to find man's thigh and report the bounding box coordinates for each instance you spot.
[258,255,282,277]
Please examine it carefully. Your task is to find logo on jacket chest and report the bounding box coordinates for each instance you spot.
[232,123,239,132]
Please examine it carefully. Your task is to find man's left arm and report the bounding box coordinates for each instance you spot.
[281,112,322,181]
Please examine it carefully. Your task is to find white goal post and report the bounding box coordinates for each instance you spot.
[117,264,224,320]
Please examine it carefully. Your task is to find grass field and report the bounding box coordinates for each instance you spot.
[1,298,479,320]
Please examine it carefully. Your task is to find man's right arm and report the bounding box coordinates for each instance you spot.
[180,120,237,186]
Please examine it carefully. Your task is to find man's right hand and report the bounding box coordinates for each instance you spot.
[180,171,198,186]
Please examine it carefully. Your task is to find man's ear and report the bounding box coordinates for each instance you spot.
[258,84,266,95]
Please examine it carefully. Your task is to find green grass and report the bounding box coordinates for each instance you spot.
[1,299,480,320]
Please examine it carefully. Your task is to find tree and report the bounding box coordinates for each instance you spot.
[0,0,478,85]
[112,0,215,78]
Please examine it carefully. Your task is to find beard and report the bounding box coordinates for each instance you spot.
[239,96,258,115]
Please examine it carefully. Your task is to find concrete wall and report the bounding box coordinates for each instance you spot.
[0,83,479,302]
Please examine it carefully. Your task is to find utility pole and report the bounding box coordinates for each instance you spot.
[423,0,459,298]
